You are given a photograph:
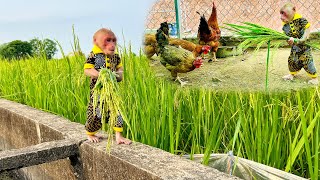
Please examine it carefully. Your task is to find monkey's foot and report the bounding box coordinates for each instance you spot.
[87,134,104,143]
[282,74,294,81]
[115,131,132,145]
[308,78,319,85]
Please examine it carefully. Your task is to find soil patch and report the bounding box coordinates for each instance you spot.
[150,48,320,92]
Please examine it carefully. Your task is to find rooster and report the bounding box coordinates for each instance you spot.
[197,0,220,62]
[156,28,203,86]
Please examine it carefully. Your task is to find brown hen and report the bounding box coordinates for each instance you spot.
[156,27,204,86]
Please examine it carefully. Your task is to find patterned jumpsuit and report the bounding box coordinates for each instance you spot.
[282,13,317,77]
[84,45,124,135]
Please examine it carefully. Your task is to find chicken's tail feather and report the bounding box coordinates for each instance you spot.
[156,28,169,53]
[197,13,210,35]
[208,1,219,28]
[159,22,169,36]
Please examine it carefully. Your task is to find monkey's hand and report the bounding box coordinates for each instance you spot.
[111,71,123,82]
[288,37,295,46]
[111,71,120,78]
[288,37,301,46]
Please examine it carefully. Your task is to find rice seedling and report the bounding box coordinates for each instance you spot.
[0,54,89,123]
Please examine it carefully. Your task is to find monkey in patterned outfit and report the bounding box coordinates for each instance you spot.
[280,3,318,85]
[83,28,131,144]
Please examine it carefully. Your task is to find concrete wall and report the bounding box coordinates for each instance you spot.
[0,99,239,180]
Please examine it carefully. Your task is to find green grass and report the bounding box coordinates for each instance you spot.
[0,47,319,179]
[0,55,89,123]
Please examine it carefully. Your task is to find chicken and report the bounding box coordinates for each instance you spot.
[197,1,220,62]
[143,44,157,59]
[143,22,210,59]
[143,34,157,59]
[156,28,203,86]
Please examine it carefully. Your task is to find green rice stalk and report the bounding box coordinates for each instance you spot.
[296,93,314,178]
[285,96,320,173]
[93,68,122,152]
[315,117,319,178]
[265,41,270,91]
[306,42,320,50]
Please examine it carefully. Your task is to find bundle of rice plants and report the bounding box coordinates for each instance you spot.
[224,22,320,50]
[306,42,320,50]
[93,68,122,151]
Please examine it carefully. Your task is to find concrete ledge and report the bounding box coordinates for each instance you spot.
[0,99,239,179]
[0,139,79,171]
[81,142,237,180]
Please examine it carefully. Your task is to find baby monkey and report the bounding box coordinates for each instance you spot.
[280,3,318,85]
[84,28,132,144]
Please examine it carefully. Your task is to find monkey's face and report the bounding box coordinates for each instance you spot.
[94,32,117,55]
[280,7,295,23]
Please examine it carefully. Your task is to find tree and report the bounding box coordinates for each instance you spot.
[30,38,58,59]
[0,44,6,58]
[0,40,32,60]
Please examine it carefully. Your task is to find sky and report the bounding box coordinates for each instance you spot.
[0,0,156,57]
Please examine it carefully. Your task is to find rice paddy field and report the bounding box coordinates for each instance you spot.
[0,46,319,179]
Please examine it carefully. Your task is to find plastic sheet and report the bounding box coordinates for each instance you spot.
[183,152,306,180]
